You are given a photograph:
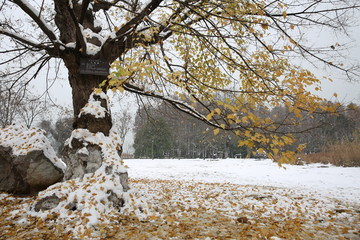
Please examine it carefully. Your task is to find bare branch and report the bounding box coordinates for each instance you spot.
[115,0,163,38]
[11,0,57,41]
[0,28,49,50]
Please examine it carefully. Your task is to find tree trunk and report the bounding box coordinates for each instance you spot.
[60,57,128,192]
[65,57,112,135]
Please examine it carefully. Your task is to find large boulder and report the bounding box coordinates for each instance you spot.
[0,125,66,195]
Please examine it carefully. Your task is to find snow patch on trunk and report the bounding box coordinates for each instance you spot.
[78,90,108,119]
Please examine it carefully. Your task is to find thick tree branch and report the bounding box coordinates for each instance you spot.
[101,0,164,61]
[115,0,163,38]
[79,0,91,24]
[11,0,57,42]
[67,4,87,54]
[122,82,225,130]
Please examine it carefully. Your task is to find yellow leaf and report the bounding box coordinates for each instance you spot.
[94,88,103,94]
[274,70,282,76]
[290,38,297,45]
[326,106,335,112]
[214,108,221,115]
[99,79,107,87]
[297,144,306,152]
[227,114,236,119]
[273,148,279,155]
[206,113,213,120]
[261,23,268,30]
[116,85,125,93]
[213,128,220,135]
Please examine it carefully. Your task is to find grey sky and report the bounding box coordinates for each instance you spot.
[308,22,360,103]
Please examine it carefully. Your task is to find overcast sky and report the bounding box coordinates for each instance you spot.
[308,22,360,103]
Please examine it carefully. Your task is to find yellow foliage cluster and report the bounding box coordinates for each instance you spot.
[103,0,336,163]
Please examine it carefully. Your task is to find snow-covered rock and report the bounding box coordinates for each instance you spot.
[0,125,65,194]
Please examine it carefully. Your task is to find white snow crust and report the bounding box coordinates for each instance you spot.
[0,124,66,171]
[65,42,76,48]
[29,163,147,236]
[66,128,126,174]
[124,158,360,204]
[23,126,144,237]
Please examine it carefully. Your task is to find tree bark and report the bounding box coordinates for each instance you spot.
[63,54,112,135]
[61,54,117,180]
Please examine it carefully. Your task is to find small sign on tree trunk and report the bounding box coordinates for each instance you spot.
[80,58,109,76]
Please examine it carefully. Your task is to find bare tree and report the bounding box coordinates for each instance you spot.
[0,80,52,128]
[18,96,48,128]
[114,111,132,142]
[0,84,25,127]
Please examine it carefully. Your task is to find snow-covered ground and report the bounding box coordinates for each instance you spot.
[125,158,360,204]
[1,158,359,239]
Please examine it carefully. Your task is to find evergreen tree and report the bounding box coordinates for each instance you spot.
[134,117,173,158]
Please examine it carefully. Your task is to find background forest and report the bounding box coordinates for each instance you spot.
[132,100,360,166]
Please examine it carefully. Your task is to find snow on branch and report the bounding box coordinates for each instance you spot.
[66,3,88,54]
[11,0,58,42]
[0,28,43,49]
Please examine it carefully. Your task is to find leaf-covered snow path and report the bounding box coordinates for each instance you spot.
[1,177,359,239]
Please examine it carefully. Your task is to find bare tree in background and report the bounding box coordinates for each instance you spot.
[113,110,132,144]
[0,81,47,128]
[0,84,25,127]
[18,96,48,128]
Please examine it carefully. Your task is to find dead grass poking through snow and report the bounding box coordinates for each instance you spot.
[299,141,360,167]
[1,178,359,239]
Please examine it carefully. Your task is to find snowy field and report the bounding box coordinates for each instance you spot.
[125,158,360,204]
[1,158,359,239]
[120,158,360,239]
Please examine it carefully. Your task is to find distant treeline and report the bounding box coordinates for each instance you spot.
[133,101,360,162]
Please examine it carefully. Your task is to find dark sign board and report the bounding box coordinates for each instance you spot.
[80,58,109,76]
